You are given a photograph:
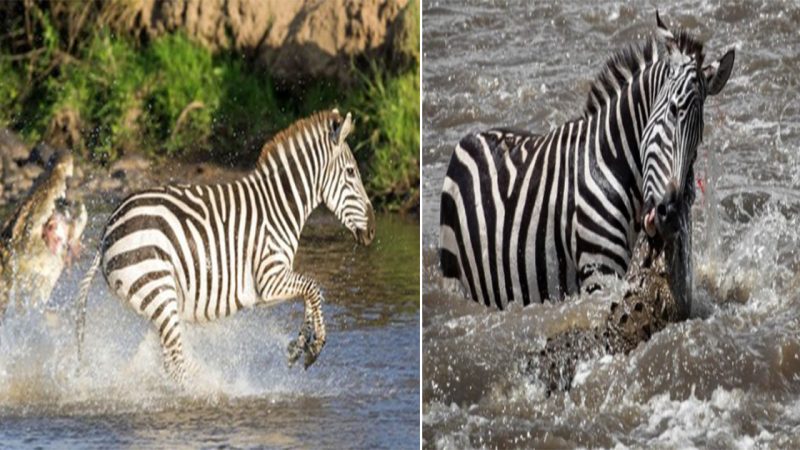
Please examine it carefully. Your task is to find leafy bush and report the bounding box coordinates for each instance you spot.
[0,59,22,127]
[58,32,145,160]
[350,66,420,211]
[143,33,220,156]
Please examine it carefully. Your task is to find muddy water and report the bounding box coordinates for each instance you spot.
[0,204,420,449]
[422,1,800,448]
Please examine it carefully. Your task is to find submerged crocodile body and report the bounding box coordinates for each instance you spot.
[0,151,86,318]
[531,192,693,393]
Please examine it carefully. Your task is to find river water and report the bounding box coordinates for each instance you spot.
[0,205,420,449]
[422,1,800,448]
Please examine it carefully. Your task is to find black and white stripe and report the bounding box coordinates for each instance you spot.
[440,13,734,309]
[76,110,376,381]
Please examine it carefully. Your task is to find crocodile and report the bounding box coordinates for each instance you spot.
[530,185,693,394]
[0,150,87,318]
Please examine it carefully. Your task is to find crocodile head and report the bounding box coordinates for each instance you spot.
[0,150,87,312]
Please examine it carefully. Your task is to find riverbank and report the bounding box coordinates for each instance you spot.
[0,0,419,212]
[0,128,422,220]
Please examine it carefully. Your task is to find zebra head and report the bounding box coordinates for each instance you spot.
[641,12,735,240]
[322,110,376,246]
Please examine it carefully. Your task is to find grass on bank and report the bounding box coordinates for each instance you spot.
[0,21,419,211]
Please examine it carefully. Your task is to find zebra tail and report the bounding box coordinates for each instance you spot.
[75,250,101,363]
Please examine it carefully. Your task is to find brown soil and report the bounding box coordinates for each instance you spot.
[124,0,414,82]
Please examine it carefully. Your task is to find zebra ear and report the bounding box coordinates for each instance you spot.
[704,49,735,96]
[332,112,354,147]
[655,11,678,54]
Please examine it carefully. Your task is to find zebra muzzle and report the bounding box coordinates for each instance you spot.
[654,184,682,239]
[355,224,375,246]
[355,206,376,246]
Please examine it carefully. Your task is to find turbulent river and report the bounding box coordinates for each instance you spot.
[0,205,420,449]
[422,1,800,448]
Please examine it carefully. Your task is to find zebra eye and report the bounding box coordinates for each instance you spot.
[345,167,356,177]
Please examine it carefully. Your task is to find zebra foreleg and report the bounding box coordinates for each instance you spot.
[275,271,327,369]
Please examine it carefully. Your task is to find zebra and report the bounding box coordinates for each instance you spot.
[75,109,376,382]
[439,13,734,310]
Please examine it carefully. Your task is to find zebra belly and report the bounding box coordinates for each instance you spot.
[101,186,269,324]
[103,240,260,324]
[509,198,578,305]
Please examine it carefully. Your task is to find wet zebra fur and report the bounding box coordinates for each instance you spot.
[440,13,734,310]
[76,110,376,382]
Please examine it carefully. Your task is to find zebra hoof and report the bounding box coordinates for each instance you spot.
[287,339,304,366]
[303,348,319,370]
[303,338,325,369]
[167,366,188,385]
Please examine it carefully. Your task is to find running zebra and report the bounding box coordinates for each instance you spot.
[439,13,734,309]
[76,110,376,382]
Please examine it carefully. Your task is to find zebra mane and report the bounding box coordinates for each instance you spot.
[257,110,341,165]
[583,31,705,118]
[671,30,705,64]
[583,39,659,117]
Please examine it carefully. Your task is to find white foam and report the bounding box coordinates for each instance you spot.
[0,281,349,414]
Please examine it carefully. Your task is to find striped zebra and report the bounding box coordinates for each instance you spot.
[76,110,376,382]
[439,13,734,309]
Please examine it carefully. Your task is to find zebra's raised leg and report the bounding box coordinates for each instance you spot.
[277,271,326,369]
[286,317,314,366]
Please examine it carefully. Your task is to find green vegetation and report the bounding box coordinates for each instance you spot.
[0,3,419,211]
[352,66,419,210]
[0,59,22,116]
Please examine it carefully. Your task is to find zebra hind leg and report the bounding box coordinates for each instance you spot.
[155,299,188,383]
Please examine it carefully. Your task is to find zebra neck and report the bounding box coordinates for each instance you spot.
[583,58,669,239]
[597,59,670,182]
[252,154,325,252]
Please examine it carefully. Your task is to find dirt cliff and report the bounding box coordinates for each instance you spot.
[123,0,414,82]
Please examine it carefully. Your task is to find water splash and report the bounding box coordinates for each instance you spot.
[0,287,344,416]
[422,0,800,446]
